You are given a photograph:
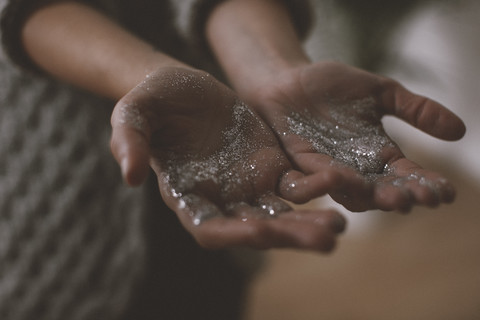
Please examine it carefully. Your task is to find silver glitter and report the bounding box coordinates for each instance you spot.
[287,97,394,174]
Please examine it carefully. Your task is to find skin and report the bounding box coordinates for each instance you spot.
[22,1,346,251]
[206,0,466,212]
[112,67,346,250]
[21,0,466,250]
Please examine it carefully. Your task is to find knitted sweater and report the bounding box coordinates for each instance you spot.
[0,1,312,319]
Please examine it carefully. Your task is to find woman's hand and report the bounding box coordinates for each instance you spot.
[245,62,466,212]
[110,67,346,251]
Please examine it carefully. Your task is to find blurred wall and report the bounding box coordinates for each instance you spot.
[246,2,480,320]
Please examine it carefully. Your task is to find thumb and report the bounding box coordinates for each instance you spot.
[382,82,466,141]
[110,103,151,186]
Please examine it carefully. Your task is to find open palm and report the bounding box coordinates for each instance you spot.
[110,67,345,251]
[247,62,466,212]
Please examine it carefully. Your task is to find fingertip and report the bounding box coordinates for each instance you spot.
[374,185,412,212]
[331,213,347,233]
[310,210,347,234]
[306,232,337,253]
[446,116,466,141]
[454,116,467,140]
[323,237,337,253]
[434,109,466,141]
[286,222,339,252]
[279,170,345,204]
[122,156,150,186]
[111,127,151,187]
[387,84,466,141]
[277,171,310,204]
[424,177,456,205]
[441,183,456,203]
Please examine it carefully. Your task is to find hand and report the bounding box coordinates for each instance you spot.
[110,67,346,251]
[244,62,466,212]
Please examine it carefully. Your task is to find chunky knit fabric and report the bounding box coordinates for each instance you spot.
[0,1,312,319]
[0,65,147,319]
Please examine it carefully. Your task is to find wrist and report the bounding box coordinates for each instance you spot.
[22,1,192,100]
[233,58,310,102]
[108,51,191,99]
[205,0,311,99]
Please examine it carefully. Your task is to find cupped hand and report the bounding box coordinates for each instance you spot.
[245,61,466,212]
[110,67,346,251]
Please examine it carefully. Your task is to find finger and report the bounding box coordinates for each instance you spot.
[368,158,456,211]
[110,103,151,186]
[110,126,151,185]
[403,178,442,207]
[276,209,347,234]
[290,150,335,175]
[292,152,377,203]
[382,82,466,140]
[195,216,339,252]
[167,192,341,252]
[255,194,292,216]
[295,153,372,189]
[231,198,346,233]
[372,181,414,212]
[387,158,456,205]
[278,169,343,204]
[167,193,224,228]
[329,191,378,212]
[226,196,291,222]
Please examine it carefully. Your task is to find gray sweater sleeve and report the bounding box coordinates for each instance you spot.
[0,0,65,72]
[0,0,313,74]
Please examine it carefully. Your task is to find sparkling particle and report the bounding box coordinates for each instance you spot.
[286,97,394,175]
[160,101,270,225]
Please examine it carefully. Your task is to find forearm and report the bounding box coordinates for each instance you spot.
[206,0,311,98]
[22,1,190,99]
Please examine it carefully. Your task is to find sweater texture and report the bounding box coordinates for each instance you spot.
[0,1,312,319]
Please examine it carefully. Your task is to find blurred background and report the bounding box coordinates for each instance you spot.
[245,1,480,319]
